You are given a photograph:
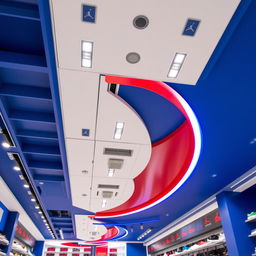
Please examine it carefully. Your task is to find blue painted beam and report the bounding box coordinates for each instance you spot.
[16,129,58,141]
[0,50,47,73]
[28,160,63,171]
[22,143,61,156]
[0,83,52,101]
[9,109,55,123]
[0,1,40,21]
[34,174,64,182]
[38,0,72,201]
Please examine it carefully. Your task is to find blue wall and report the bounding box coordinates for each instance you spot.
[0,201,9,232]
[127,243,146,256]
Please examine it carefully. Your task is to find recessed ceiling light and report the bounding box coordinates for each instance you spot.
[102,199,107,208]
[38,211,42,214]
[23,184,29,189]
[211,174,217,178]
[35,205,40,209]
[114,122,124,140]
[39,182,44,185]
[31,198,36,202]
[108,168,115,177]
[43,220,47,223]
[81,41,93,68]
[2,142,11,149]
[167,53,186,78]
[13,166,21,171]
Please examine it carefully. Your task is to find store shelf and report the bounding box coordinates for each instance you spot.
[245,216,256,223]
[164,240,226,256]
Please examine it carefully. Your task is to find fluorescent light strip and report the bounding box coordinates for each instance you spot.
[108,168,115,177]
[81,41,93,68]
[59,229,64,240]
[137,228,152,240]
[102,199,107,208]
[114,122,124,140]
[167,53,186,78]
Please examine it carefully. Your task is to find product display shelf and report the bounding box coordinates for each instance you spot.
[245,216,256,223]
[165,240,226,256]
[248,233,256,238]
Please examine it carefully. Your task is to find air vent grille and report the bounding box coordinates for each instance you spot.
[98,184,119,189]
[102,191,114,198]
[108,158,124,169]
[104,148,133,157]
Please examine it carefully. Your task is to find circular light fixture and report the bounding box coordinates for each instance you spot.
[126,52,140,64]
[31,198,36,202]
[133,15,149,29]
[39,182,44,185]
[23,184,29,189]
[38,211,42,214]
[35,205,40,209]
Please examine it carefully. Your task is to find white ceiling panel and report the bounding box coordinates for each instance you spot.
[50,0,240,85]
[96,76,151,145]
[66,138,94,176]
[58,70,99,140]
[93,141,151,179]
[90,178,134,212]
[70,175,91,209]
[75,215,107,241]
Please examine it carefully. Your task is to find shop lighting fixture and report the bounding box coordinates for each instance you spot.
[102,199,107,208]
[13,166,21,171]
[108,168,115,177]
[35,205,40,209]
[0,130,14,149]
[31,198,36,202]
[114,122,124,140]
[38,211,42,214]
[59,229,64,240]
[23,184,29,189]
[167,53,186,78]
[137,228,153,240]
[81,41,93,68]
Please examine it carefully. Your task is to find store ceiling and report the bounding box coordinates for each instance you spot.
[0,0,255,243]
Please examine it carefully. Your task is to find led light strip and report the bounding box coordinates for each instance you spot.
[7,153,56,238]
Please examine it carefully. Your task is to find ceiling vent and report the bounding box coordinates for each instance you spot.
[98,184,119,190]
[90,231,98,236]
[104,148,133,157]
[108,158,124,169]
[102,191,114,198]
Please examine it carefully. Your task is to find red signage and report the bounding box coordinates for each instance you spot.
[15,222,36,248]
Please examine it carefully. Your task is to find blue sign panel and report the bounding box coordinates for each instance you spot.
[183,19,200,36]
[82,5,96,23]
[82,129,90,137]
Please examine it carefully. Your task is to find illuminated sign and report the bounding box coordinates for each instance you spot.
[15,222,36,248]
[148,210,221,254]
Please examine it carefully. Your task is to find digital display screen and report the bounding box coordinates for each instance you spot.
[148,209,222,254]
[15,222,36,248]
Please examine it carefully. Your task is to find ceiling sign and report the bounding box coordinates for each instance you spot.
[183,19,201,36]
[82,5,96,23]
[148,209,222,254]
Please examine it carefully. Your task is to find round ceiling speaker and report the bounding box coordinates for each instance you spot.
[133,15,149,29]
[126,52,141,64]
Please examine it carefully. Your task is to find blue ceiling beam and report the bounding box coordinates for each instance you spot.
[9,109,55,123]
[0,50,47,73]
[0,83,52,101]
[28,160,62,171]
[22,144,61,156]
[0,1,40,21]
[34,174,64,182]
[16,130,58,141]
[51,217,72,222]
